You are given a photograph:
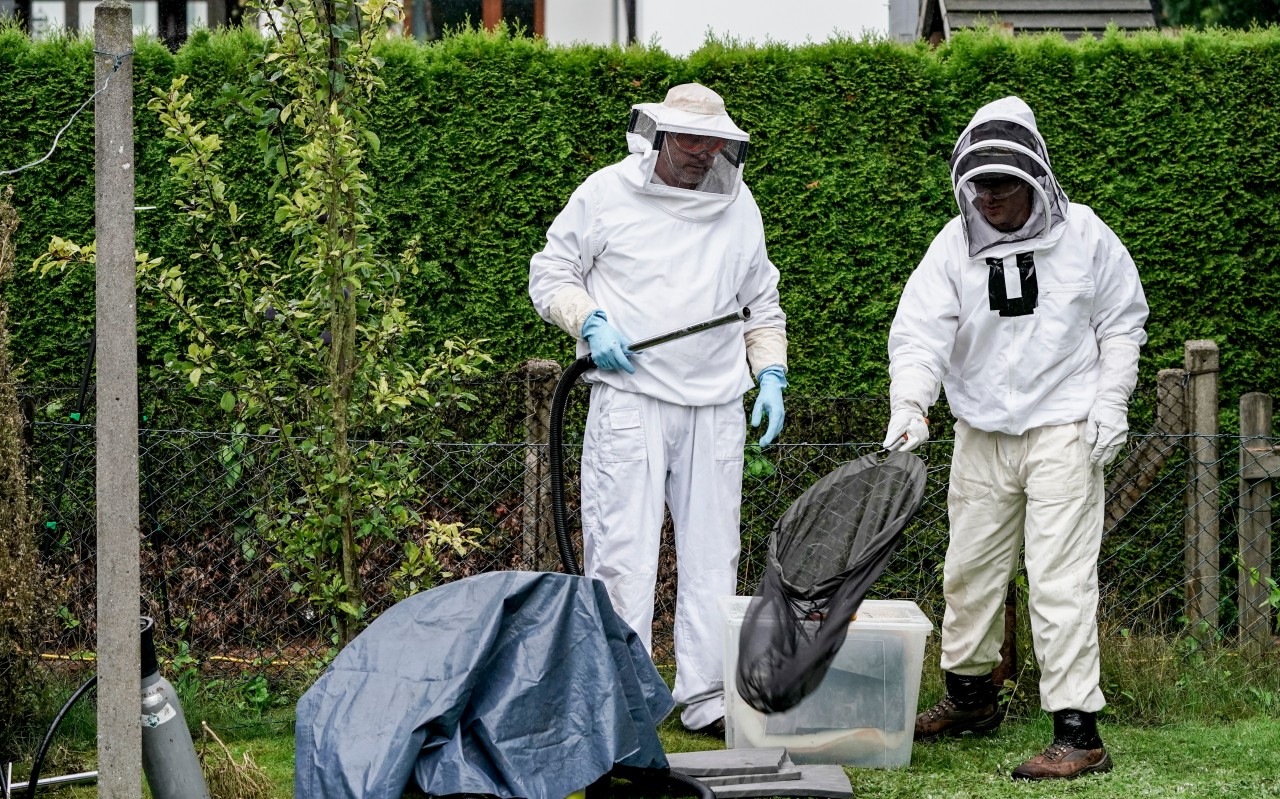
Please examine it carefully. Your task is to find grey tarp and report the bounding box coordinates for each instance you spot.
[295,571,674,799]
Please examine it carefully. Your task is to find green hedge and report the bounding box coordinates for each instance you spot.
[2,25,1279,418]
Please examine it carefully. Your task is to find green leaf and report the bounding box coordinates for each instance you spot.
[220,391,236,412]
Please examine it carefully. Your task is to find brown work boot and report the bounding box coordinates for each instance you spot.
[914,672,1002,741]
[1011,709,1112,781]
[915,695,1002,741]
[688,717,725,740]
[1012,741,1112,780]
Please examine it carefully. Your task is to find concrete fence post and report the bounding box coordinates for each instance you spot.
[1183,340,1219,637]
[95,4,141,796]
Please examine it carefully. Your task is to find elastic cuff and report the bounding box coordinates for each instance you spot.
[579,308,607,338]
[757,365,788,389]
[889,365,939,415]
[549,286,600,339]
[745,326,788,377]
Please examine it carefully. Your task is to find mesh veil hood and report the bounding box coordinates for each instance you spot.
[950,96,1069,257]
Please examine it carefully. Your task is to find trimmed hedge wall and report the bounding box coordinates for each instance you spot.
[2,25,1279,415]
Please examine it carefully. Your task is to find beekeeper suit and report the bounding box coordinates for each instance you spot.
[883,96,1147,780]
[528,84,788,734]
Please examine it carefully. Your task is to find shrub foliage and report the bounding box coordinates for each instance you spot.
[1,25,1279,407]
[0,186,59,759]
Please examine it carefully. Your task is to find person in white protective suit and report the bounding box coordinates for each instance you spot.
[528,84,788,736]
[883,96,1148,780]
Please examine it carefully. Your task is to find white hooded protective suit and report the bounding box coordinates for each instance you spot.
[528,84,787,730]
[887,96,1148,713]
[889,97,1148,435]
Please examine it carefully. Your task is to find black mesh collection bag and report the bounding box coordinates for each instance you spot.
[736,450,927,714]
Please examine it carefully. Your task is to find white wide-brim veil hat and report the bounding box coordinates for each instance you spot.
[620,83,750,221]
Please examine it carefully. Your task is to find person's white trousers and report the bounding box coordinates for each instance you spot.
[580,383,745,730]
[940,419,1107,713]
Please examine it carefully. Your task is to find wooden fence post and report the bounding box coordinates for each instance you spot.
[1104,368,1187,534]
[1155,368,1189,436]
[1184,340,1219,635]
[523,359,562,572]
[1238,392,1275,647]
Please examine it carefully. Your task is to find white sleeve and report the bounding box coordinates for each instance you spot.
[1090,222,1149,350]
[886,234,958,413]
[529,183,600,338]
[1090,221,1148,406]
[735,193,787,366]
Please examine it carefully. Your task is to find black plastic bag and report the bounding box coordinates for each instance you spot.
[737,451,927,714]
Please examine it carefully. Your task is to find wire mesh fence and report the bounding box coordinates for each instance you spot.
[16,364,1280,688]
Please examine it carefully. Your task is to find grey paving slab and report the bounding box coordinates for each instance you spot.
[697,755,801,787]
[701,768,798,788]
[706,765,853,799]
[665,747,789,776]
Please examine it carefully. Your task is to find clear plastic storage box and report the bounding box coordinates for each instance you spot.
[720,596,933,768]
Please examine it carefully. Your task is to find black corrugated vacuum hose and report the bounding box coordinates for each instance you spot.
[593,764,715,799]
[548,307,752,576]
[665,768,716,799]
[25,674,96,799]
[550,355,594,576]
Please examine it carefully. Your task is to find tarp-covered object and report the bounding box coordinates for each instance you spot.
[295,571,674,799]
[737,451,927,714]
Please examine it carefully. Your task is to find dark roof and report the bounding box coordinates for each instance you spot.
[918,0,1159,40]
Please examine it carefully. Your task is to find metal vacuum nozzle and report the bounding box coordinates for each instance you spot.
[629,307,751,352]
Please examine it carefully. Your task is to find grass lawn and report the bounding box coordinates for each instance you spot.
[15,635,1280,798]
[850,716,1280,798]
[21,711,1280,798]
[660,714,1280,799]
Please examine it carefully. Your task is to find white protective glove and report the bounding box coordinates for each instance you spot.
[883,409,930,452]
[881,366,939,452]
[1083,339,1141,466]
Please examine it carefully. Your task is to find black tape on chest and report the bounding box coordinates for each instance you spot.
[986,252,1038,317]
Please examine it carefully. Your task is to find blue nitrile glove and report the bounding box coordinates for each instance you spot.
[581,310,636,374]
[751,366,787,446]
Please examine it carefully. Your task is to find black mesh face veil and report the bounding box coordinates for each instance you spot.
[735,451,927,714]
[949,116,1068,257]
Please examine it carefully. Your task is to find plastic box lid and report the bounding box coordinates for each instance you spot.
[720,596,933,634]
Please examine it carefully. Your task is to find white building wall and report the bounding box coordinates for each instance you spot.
[545,0,622,45]
[544,0,918,52]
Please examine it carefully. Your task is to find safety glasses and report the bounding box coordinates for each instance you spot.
[970,178,1025,201]
[670,132,729,156]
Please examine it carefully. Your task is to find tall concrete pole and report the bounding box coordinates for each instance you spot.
[94,3,141,796]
